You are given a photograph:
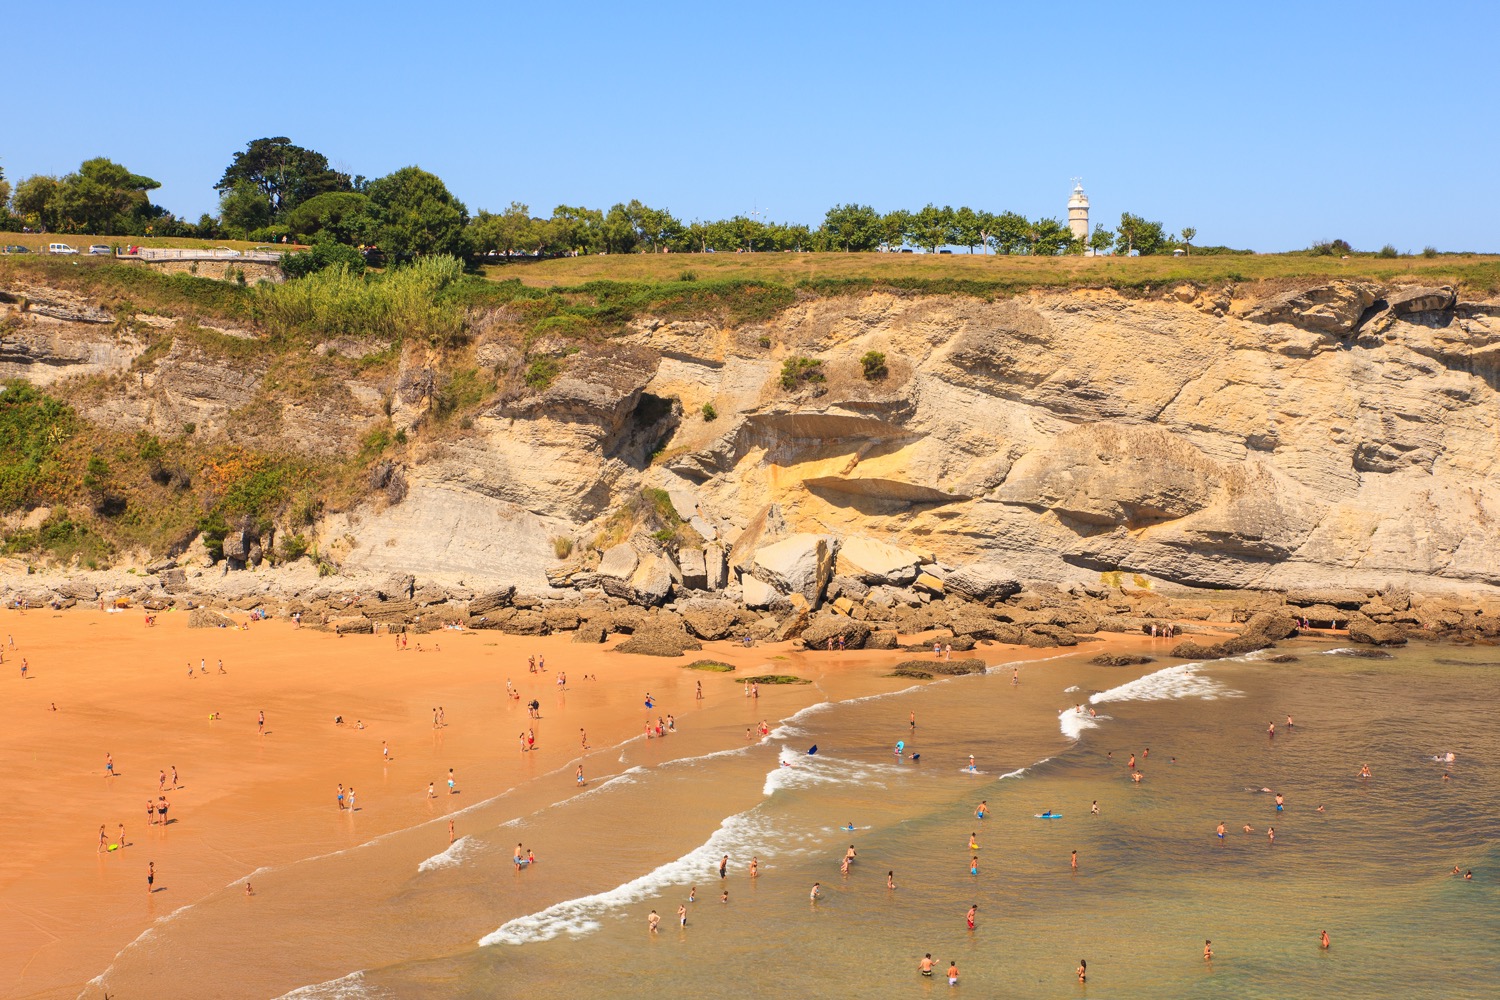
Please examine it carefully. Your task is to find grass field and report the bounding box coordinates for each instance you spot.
[485,250,1500,294]
[0,231,303,254]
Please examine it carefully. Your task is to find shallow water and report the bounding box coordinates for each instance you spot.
[120,643,1500,999]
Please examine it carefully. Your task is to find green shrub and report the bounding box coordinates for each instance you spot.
[757,334,772,348]
[1422,246,1438,258]
[524,357,562,390]
[0,381,77,512]
[279,533,310,562]
[779,356,826,391]
[859,350,888,381]
[701,402,718,421]
[280,240,367,279]
[1378,244,1399,259]
[678,270,698,282]
[551,535,574,559]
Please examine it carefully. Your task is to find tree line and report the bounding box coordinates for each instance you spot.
[3,137,1211,260]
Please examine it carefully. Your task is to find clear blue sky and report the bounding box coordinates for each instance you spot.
[8,0,1496,252]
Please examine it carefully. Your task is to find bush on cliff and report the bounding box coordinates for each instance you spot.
[780,356,825,391]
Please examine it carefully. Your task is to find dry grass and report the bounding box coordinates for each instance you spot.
[487,251,1500,296]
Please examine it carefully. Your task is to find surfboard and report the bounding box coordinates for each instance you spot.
[1034,813,1063,820]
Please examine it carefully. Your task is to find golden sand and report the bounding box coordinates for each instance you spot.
[0,606,1147,999]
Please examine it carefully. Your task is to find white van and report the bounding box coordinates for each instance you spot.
[47,243,79,255]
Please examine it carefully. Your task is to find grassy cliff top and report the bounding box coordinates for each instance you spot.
[489,249,1500,295]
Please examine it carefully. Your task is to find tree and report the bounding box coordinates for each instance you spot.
[548,205,604,255]
[470,201,534,257]
[879,209,912,250]
[215,137,351,221]
[821,203,882,252]
[600,203,640,254]
[1114,212,1168,256]
[1089,226,1114,255]
[990,211,1031,254]
[11,175,61,231]
[218,179,273,236]
[633,202,683,252]
[1180,226,1196,254]
[283,191,372,244]
[364,167,468,260]
[0,166,10,220]
[909,204,956,252]
[952,206,985,253]
[1027,217,1075,256]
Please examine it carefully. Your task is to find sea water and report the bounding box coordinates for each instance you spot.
[115,643,1500,999]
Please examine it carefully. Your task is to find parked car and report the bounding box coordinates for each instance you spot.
[1,245,31,254]
[88,244,112,255]
[47,243,79,255]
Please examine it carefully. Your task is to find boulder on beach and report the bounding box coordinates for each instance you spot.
[799,614,873,650]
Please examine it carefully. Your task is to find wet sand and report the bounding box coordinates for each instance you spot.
[0,606,1152,999]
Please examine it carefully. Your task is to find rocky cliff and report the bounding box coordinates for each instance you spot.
[5,274,1500,609]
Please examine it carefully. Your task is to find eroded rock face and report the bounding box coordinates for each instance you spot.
[750,534,837,604]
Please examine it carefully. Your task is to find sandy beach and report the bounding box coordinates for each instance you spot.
[0,606,1153,999]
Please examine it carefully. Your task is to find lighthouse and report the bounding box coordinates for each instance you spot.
[1067,181,1089,241]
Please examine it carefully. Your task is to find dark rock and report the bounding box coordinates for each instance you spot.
[468,587,515,616]
[1346,613,1407,646]
[865,630,898,650]
[799,615,872,650]
[187,607,236,628]
[946,563,1023,605]
[1090,654,1155,666]
[894,657,987,676]
[615,615,702,656]
[679,599,740,641]
[572,621,607,644]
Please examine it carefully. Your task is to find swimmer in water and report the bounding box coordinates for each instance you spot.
[1077,959,1087,983]
[1275,792,1284,812]
[1360,763,1371,778]
[1216,822,1226,841]
[1204,940,1213,961]
[970,856,979,875]
[919,954,933,977]
[966,904,977,930]
[1321,930,1330,949]
[888,870,896,889]
[969,832,979,850]
[968,755,976,772]
[975,800,987,821]
[895,740,905,757]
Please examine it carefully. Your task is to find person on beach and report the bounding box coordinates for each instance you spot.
[346,788,355,812]
[1275,792,1284,812]
[1077,959,1087,983]
[447,769,456,794]
[20,658,26,680]
[888,871,896,889]
[576,764,585,786]
[1012,667,1019,685]
[810,882,821,902]
[919,954,934,977]
[171,766,178,789]
[948,962,959,986]
[689,887,696,902]
[677,903,687,927]
[258,711,265,736]
[1287,714,1294,730]
[648,910,660,933]
[1071,850,1078,871]
[966,904,977,930]
[1321,930,1330,949]
[1268,721,1276,737]
[1360,763,1371,778]
[1091,800,1100,816]
[1204,940,1213,961]
[1128,753,1135,769]
[910,710,917,731]
[845,845,857,865]
[337,784,345,810]
[98,825,108,853]
[105,753,114,778]
[1243,824,1253,833]
[448,820,455,844]
[383,741,391,763]
[146,861,155,896]
[969,832,979,851]
[1267,827,1276,844]
[976,800,987,821]
[719,855,729,879]
[749,857,758,877]
[695,680,703,700]
[841,856,851,876]
[720,889,728,903]
[520,732,529,752]
[970,856,979,875]
[1217,822,1226,841]
[118,823,125,849]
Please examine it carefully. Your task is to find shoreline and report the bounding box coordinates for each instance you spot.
[2,605,1160,1000]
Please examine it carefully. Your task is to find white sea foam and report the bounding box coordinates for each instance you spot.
[1063,685,1080,693]
[480,811,778,946]
[1058,708,1102,740]
[276,971,390,999]
[1090,662,1241,705]
[417,836,474,873]
[764,746,900,796]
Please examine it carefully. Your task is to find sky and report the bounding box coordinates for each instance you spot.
[7,0,1498,252]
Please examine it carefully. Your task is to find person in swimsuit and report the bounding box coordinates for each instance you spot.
[1077,959,1087,983]
[146,862,155,895]
[970,856,979,875]
[146,799,155,827]
[966,904,977,930]
[1360,763,1371,778]
[1092,800,1099,815]
[1320,930,1330,949]
[888,870,896,889]
[969,833,979,850]
[749,857,758,877]
[1217,822,1226,841]
[1204,940,1213,961]
[677,904,687,927]
[1071,850,1078,870]
[948,962,959,986]
[919,954,934,977]
[648,910,660,933]
[810,882,821,901]
[976,800,987,820]
[1275,792,1284,812]
[719,855,729,879]
[105,753,114,778]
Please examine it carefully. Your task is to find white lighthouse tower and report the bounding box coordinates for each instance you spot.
[1067,180,1089,241]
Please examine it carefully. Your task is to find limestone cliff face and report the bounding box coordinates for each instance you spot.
[5,276,1499,596]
